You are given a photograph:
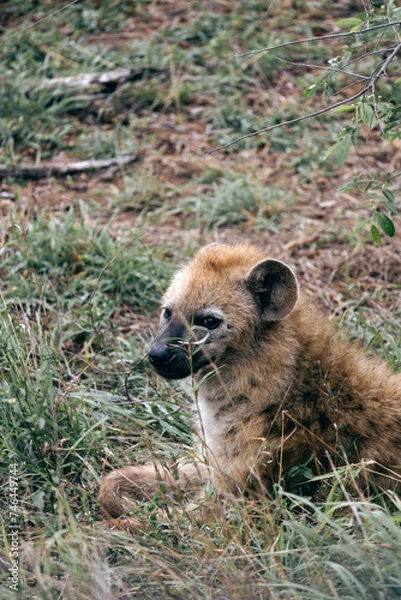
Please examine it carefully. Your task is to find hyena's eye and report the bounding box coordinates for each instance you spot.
[162,307,172,320]
[202,316,222,330]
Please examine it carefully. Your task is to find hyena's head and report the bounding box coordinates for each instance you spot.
[148,243,299,380]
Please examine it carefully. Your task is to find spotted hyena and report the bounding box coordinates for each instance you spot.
[99,243,401,526]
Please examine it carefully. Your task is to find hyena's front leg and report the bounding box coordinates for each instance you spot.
[98,461,208,530]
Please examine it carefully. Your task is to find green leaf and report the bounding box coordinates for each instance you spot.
[375,212,395,237]
[335,17,363,29]
[304,70,333,97]
[333,104,355,114]
[351,126,360,146]
[360,103,375,127]
[382,189,395,203]
[338,180,357,193]
[370,224,382,244]
[304,84,316,98]
[324,135,351,166]
[377,102,391,113]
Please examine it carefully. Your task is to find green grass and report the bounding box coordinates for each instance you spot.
[1,1,401,598]
[179,172,291,230]
[1,208,400,599]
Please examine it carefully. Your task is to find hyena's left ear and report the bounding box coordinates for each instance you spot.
[245,259,299,321]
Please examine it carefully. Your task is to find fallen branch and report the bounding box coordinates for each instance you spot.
[37,67,168,92]
[0,154,138,180]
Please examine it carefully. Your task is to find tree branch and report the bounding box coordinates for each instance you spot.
[231,20,401,59]
[207,42,401,155]
[276,56,371,80]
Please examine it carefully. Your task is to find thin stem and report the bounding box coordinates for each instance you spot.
[231,20,401,59]
[276,57,371,80]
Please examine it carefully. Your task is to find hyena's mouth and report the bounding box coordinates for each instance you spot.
[148,328,214,380]
[148,343,215,379]
[148,345,190,379]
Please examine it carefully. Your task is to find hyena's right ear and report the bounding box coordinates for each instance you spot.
[245,258,299,321]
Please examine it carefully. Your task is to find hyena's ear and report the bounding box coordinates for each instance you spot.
[245,259,299,321]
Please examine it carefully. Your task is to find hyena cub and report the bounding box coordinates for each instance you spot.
[99,243,401,524]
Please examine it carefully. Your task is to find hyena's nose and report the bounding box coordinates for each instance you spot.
[148,343,176,368]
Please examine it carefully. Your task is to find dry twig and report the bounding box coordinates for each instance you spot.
[0,154,138,180]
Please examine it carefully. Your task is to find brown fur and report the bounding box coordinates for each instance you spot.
[99,243,401,526]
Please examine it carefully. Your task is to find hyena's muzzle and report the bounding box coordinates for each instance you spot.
[148,320,212,380]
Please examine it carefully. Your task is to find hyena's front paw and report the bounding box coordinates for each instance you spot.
[99,461,208,517]
[98,465,163,520]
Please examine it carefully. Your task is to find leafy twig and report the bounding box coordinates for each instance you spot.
[208,41,401,154]
[231,20,401,59]
[275,56,371,80]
